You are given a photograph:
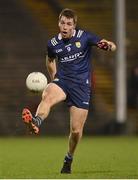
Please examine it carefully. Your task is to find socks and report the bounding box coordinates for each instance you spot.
[32,116,43,127]
[65,152,73,162]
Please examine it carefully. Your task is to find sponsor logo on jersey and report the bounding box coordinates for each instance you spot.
[61,51,83,62]
[75,41,81,48]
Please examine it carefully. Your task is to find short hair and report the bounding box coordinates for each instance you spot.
[59,8,77,24]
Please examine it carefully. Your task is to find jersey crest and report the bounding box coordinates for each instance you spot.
[75,41,81,48]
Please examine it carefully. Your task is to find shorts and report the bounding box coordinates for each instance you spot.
[53,78,91,109]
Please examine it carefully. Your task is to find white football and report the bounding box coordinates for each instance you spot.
[26,72,47,92]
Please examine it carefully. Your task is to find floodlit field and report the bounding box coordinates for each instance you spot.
[0,136,138,179]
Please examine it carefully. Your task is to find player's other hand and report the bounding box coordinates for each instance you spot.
[97,39,116,51]
[97,41,111,51]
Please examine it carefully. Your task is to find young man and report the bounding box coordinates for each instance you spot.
[22,8,116,173]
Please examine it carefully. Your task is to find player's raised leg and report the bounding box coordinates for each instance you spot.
[61,106,88,173]
[22,83,66,134]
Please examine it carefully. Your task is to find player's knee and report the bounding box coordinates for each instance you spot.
[42,90,47,100]
[71,128,82,138]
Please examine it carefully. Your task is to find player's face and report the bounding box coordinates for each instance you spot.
[58,16,76,39]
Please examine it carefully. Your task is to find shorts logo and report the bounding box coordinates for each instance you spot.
[83,101,89,105]
[75,41,81,48]
[86,79,89,84]
[53,78,59,82]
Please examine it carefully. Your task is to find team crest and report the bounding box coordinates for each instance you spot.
[75,41,81,48]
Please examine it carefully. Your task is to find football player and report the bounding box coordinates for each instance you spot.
[22,8,116,173]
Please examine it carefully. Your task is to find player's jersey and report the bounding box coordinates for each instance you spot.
[47,29,101,86]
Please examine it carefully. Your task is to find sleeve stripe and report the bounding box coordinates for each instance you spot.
[51,37,58,46]
[77,30,84,38]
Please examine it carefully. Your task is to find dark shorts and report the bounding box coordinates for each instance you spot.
[53,78,91,110]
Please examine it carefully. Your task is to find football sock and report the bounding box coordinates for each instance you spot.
[65,152,73,161]
[32,116,43,127]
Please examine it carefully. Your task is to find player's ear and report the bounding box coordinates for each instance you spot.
[58,21,60,27]
[58,19,62,27]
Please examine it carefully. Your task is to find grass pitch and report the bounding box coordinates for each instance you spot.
[0,136,138,179]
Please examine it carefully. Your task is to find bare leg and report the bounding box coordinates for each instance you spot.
[22,83,66,134]
[60,106,88,173]
[68,106,88,156]
[35,83,66,120]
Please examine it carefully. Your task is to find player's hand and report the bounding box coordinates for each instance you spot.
[97,41,111,51]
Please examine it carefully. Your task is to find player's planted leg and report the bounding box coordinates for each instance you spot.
[61,106,88,173]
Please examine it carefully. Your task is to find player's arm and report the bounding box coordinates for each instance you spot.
[46,56,57,81]
[97,39,116,52]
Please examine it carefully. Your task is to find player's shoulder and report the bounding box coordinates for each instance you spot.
[75,29,96,39]
[75,29,85,38]
[75,29,101,45]
[47,34,60,48]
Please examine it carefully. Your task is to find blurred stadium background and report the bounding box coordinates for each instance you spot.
[0,0,138,136]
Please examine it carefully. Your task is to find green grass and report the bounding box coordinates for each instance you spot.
[0,136,138,179]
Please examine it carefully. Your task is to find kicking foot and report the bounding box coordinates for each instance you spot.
[22,108,39,134]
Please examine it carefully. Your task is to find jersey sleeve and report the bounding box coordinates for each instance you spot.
[47,41,56,58]
[86,31,102,46]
